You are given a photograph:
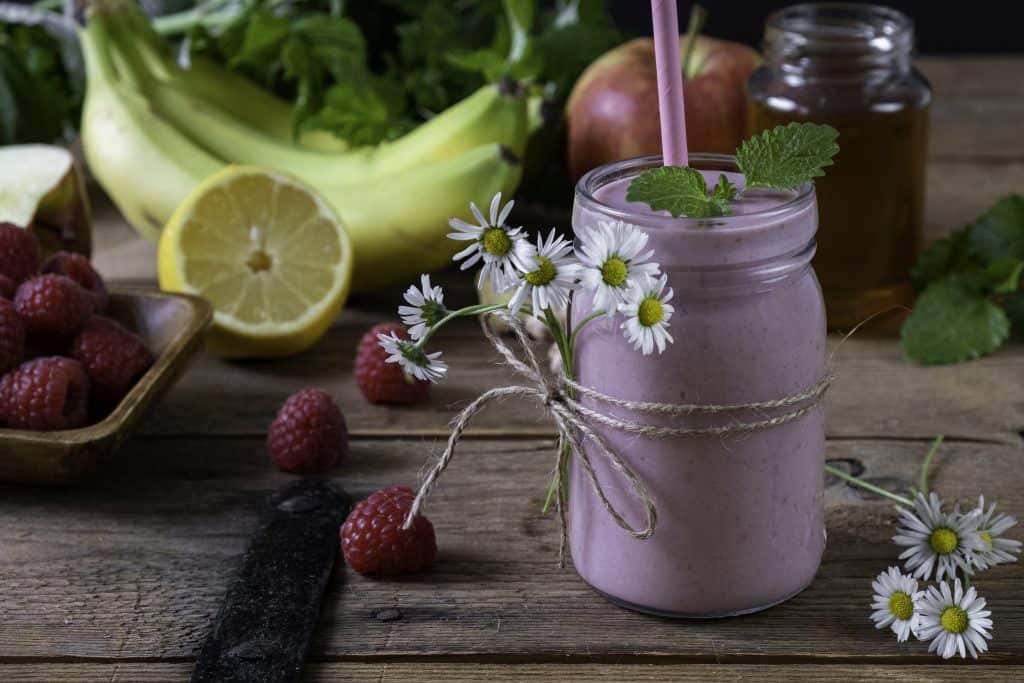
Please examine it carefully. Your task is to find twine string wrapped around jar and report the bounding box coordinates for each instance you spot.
[402,310,832,565]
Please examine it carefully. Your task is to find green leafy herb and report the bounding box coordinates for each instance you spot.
[626,122,839,218]
[902,193,1024,364]
[153,0,620,151]
[711,174,737,215]
[736,122,840,190]
[901,276,1011,364]
[625,166,731,218]
[968,194,1024,262]
[909,225,977,291]
[0,21,82,144]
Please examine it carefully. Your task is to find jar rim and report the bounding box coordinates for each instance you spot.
[764,3,915,64]
[575,153,816,230]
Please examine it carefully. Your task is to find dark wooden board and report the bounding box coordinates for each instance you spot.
[1,437,1020,663]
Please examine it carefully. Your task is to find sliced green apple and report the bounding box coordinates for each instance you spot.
[0,144,92,256]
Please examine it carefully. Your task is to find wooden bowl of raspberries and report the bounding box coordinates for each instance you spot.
[0,224,212,483]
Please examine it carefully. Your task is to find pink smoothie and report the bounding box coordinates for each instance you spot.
[569,155,825,617]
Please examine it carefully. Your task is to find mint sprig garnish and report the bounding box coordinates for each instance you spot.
[626,122,839,218]
[711,174,737,214]
[625,167,732,218]
[902,194,1024,364]
[736,122,839,189]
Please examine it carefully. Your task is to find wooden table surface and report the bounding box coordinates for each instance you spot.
[2,57,1023,682]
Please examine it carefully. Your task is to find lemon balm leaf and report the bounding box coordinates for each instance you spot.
[737,122,839,190]
[626,166,727,218]
[901,276,1010,364]
[711,173,737,215]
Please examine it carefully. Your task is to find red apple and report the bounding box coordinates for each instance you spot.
[566,35,761,181]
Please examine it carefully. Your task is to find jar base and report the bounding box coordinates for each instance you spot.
[584,576,816,620]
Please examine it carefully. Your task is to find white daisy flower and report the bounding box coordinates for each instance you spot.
[618,273,675,355]
[508,229,580,317]
[377,332,448,383]
[963,496,1022,569]
[915,578,993,659]
[576,220,661,314]
[398,274,447,340]
[892,492,984,581]
[447,192,533,292]
[870,566,923,642]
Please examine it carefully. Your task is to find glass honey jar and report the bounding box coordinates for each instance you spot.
[746,3,931,329]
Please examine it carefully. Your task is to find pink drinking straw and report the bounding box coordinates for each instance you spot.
[650,0,689,166]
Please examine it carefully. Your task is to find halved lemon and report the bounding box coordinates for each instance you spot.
[158,166,352,358]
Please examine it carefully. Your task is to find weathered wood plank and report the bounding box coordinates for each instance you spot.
[1,437,1020,661]
[0,663,1020,682]
[918,57,1024,161]
[105,314,1021,444]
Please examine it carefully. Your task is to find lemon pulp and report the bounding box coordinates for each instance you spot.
[158,166,352,358]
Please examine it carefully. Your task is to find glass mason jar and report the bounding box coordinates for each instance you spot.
[746,3,931,330]
[568,154,826,617]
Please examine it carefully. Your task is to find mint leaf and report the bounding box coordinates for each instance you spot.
[626,166,729,218]
[736,122,839,190]
[901,276,1011,364]
[910,225,978,291]
[711,174,736,215]
[968,194,1024,263]
[229,11,291,69]
[981,259,1024,294]
[302,81,412,147]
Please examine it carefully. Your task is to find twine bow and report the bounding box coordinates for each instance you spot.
[402,310,831,566]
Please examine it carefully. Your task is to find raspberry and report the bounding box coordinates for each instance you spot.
[0,223,41,285]
[0,274,16,300]
[0,356,90,430]
[267,388,348,473]
[0,298,25,373]
[354,323,430,404]
[14,274,93,342]
[69,316,154,405]
[340,485,437,575]
[42,251,109,312]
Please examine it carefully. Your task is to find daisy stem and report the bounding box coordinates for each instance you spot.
[824,464,913,506]
[542,308,575,516]
[918,435,944,496]
[568,311,607,349]
[415,303,508,347]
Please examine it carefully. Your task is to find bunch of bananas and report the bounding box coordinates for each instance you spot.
[78,1,528,291]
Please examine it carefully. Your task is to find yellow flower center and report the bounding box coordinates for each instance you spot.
[981,531,993,547]
[888,591,914,621]
[940,606,969,634]
[481,227,512,256]
[930,527,958,555]
[524,256,556,286]
[638,297,664,327]
[601,257,628,286]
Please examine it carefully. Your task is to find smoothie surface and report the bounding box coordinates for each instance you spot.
[592,169,802,225]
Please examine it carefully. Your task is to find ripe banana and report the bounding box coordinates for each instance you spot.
[81,2,527,292]
[79,10,221,241]
[102,7,528,185]
[320,143,523,290]
[111,2,299,142]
